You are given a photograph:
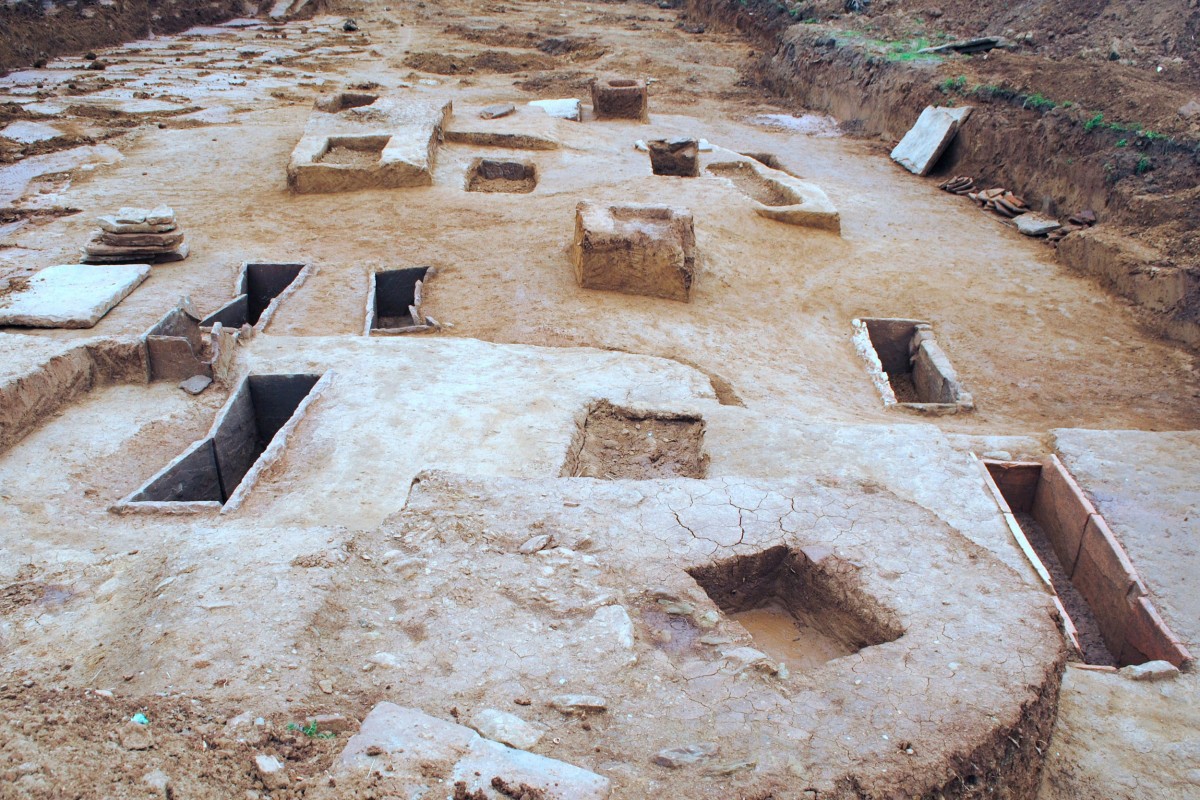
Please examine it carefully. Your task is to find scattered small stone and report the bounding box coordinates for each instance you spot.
[342,18,359,32]
[704,759,757,776]
[514,697,532,706]
[319,679,334,694]
[653,743,718,768]
[480,104,516,120]
[1068,209,1097,226]
[254,754,289,790]
[306,713,356,733]
[549,694,607,714]
[1178,99,1200,120]
[365,745,384,756]
[180,375,213,395]
[118,720,153,750]
[519,534,554,554]
[141,769,171,798]
[86,60,107,71]
[1119,660,1180,681]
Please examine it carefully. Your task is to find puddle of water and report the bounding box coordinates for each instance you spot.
[748,113,841,137]
[732,603,854,669]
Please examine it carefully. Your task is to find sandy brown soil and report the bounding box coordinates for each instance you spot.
[0,1,1197,798]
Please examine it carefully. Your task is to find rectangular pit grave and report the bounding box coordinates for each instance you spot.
[982,457,1191,668]
[466,157,537,193]
[688,546,903,670]
[115,373,325,514]
[560,400,708,479]
[853,317,973,413]
[201,262,308,332]
[366,267,432,335]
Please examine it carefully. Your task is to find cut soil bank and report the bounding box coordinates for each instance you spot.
[681,0,1200,348]
[0,0,255,74]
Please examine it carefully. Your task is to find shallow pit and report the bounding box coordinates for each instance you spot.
[688,545,904,669]
[316,135,388,167]
[368,267,430,332]
[316,91,379,112]
[561,400,707,479]
[706,160,793,206]
[201,262,305,330]
[465,157,536,193]
[124,374,320,507]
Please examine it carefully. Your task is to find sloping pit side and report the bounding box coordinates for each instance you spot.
[982,457,1191,668]
[688,545,903,670]
[201,262,308,332]
[116,373,325,514]
[706,158,840,232]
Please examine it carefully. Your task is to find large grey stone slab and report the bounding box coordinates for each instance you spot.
[337,703,610,799]
[890,105,973,176]
[0,263,150,328]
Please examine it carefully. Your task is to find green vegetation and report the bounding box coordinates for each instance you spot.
[1021,93,1056,111]
[1084,113,1106,131]
[1116,138,1128,148]
[1136,156,1153,174]
[937,75,967,93]
[287,720,336,739]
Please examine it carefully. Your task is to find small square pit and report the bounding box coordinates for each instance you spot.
[561,401,708,479]
[367,267,432,334]
[647,138,699,177]
[590,77,648,121]
[688,546,904,670]
[466,158,537,193]
[571,202,695,302]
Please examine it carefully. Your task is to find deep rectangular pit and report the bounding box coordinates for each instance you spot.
[316,135,388,167]
[129,374,320,505]
[856,317,971,410]
[984,458,1190,667]
[560,400,708,479]
[466,158,537,193]
[688,546,903,670]
[201,262,306,330]
[369,267,430,332]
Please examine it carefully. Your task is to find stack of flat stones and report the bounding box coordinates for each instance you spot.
[81,206,189,264]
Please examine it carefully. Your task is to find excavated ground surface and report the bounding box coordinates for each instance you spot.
[0,0,1197,798]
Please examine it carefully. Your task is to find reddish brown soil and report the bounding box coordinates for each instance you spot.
[561,401,709,479]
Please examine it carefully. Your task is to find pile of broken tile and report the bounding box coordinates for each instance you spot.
[940,176,1067,238]
[81,206,189,264]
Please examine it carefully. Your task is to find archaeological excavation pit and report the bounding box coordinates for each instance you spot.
[200,262,307,331]
[982,457,1191,668]
[316,135,389,167]
[688,545,904,670]
[118,373,322,511]
[314,91,380,113]
[561,400,708,479]
[465,157,537,193]
[366,267,432,334]
[854,317,973,412]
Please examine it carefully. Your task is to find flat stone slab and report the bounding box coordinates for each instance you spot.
[529,98,581,121]
[1017,213,1062,236]
[891,105,973,176]
[0,263,150,328]
[334,703,609,799]
[0,121,63,143]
